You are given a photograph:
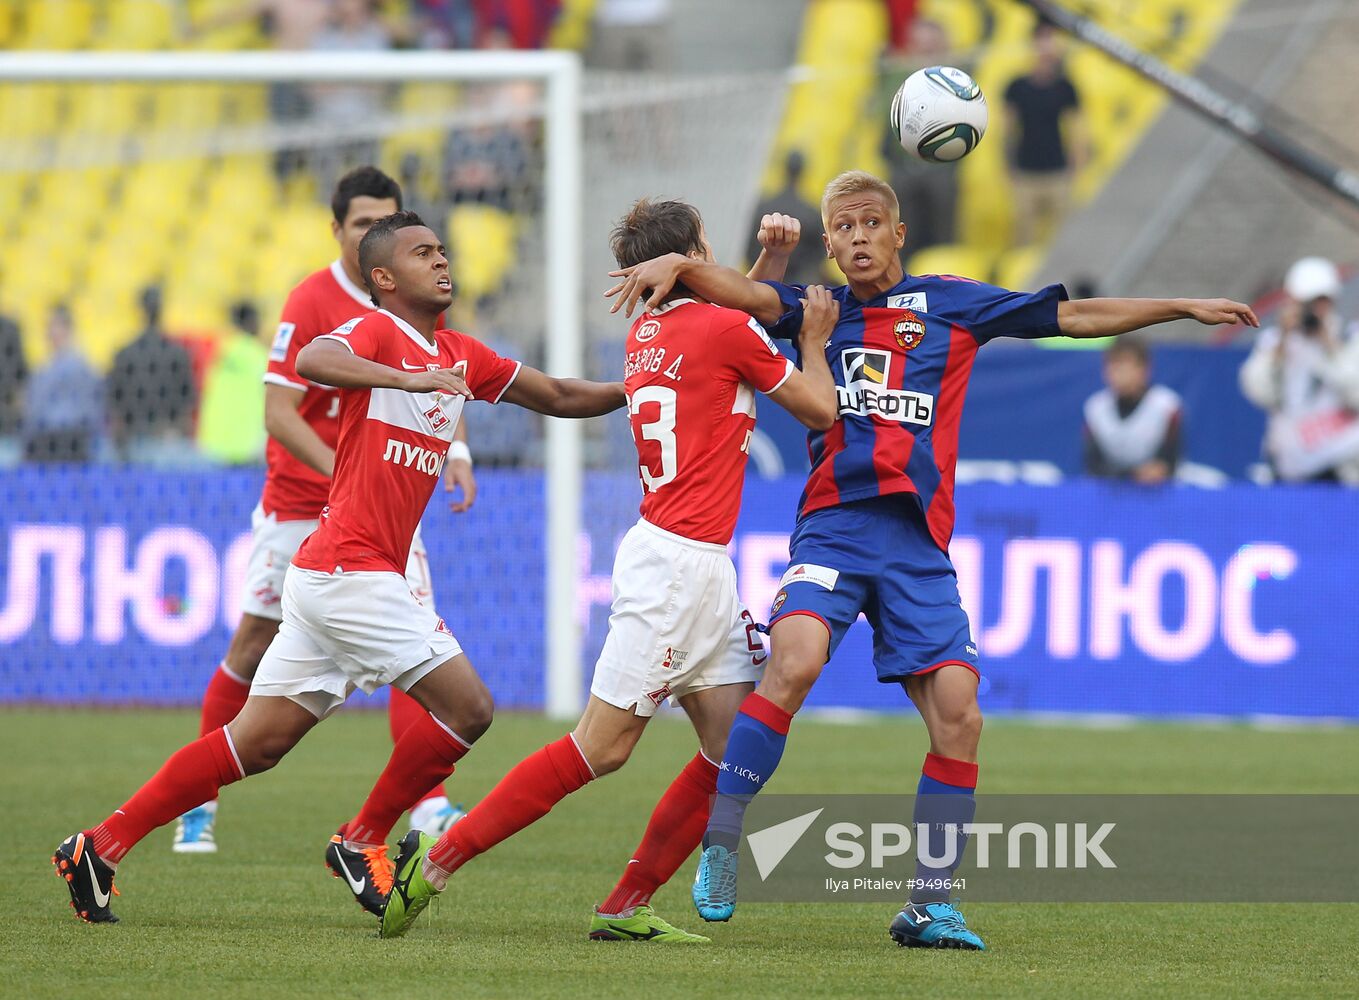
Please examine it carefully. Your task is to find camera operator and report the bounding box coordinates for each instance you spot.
[1240,257,1359,483]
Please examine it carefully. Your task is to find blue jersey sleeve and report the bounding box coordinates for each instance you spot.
[758,280,809,341]
[950,280,1069,344]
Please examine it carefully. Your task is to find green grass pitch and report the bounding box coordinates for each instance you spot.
[4,708,1357,999]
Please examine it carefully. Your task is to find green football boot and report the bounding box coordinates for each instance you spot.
[589,905,711,943]
[379,830,440,939]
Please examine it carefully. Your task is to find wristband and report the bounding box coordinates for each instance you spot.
[448,440,473,466]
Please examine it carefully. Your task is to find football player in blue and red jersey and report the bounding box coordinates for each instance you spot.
[607,169,1258,950]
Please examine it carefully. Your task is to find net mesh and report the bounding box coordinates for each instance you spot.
[0,59,787,708]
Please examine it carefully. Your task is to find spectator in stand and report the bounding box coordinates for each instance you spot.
[197,301,269,465]
[745,150,825,283]
[1003,19,1088,245]
[879,17,960,253]
[307,0,399,184]
[480,0,561,49]
[107,285,201,468]
[443,31,536,211]
[884,0,920,55]
[588,0,671,70]
[0,313,28,467]
[1083,338,1182,484]
[1240,257,1359,484]
[21,304,105,465]
[415,0,479,49]
[309,0,395,123]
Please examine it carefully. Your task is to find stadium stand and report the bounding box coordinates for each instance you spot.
[0,0,578,382]
[751,0,1242,290]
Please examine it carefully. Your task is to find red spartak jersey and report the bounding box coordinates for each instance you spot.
[293,309,520,575]
[262,260,377,520]
[625,299,794,545]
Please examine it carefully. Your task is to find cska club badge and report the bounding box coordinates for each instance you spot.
[893,310,926,351]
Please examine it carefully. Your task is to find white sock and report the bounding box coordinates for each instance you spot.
[408,795,452,833]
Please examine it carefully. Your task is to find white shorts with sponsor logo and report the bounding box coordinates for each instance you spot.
[252,566,462,719]
[590,519,765,718]
[239,502,435,621]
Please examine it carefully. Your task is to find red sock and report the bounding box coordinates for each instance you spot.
[426,734,594,877]
[599,751,719,915]
[345,713,472,846]
[198,662,250,736]
[387,688,448,805]
[90,728,244,864]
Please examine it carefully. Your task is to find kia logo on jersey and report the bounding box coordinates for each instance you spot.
[634,320,662,343]
[894,310,926,351]
[842,349,891,387]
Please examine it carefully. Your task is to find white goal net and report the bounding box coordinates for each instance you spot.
[0,51,787,717]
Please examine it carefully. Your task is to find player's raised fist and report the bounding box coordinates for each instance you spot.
[799,285,840,343]
[758,213,802,257]
[1184,298,1260,328]
[401,368,473,398]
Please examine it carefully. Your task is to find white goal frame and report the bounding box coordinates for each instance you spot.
[0,51,585,718]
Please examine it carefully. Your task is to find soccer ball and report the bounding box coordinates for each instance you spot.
[890,66,988,163]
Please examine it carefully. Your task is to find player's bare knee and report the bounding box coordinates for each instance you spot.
[586,741,633,776]
[934,700,982,754]
[760,651,820,712]
[454,690,495,743]
[236,734,293,775]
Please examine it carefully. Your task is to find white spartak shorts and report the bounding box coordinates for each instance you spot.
[239,502,435,620]
[252,565,462,719]
[590,519,766,718]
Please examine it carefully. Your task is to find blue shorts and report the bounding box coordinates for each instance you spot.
[768,496,979,684]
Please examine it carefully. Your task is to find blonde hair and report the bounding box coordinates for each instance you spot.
[820,170,901,227]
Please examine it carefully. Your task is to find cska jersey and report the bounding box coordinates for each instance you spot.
[262,260,377,520]
[293,309,520,576]
[626,298,794,545]
[764,275,1067,550]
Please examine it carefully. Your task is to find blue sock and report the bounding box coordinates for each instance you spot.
[704,693,793,851]
[912,753,978,904]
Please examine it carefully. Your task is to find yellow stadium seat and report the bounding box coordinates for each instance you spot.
[97,0,178,50]
[447,205,518,302]
[220,85,270,125]
[62,83,146,135]
[918,0,985,52]
[17,0,95,49]
[0,84,65,139]
[0,3,16,47]
[549,0,598,50]
[150,84,228,130]
[993,245,1045,292]
[72,294,142,370]
[906,244,995,283]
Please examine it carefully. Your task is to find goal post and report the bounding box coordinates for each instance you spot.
[0,50,586,717]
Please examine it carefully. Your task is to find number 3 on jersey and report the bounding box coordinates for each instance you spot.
[629,385,677,492]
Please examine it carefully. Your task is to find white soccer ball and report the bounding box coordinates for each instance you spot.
[890,66,988,163]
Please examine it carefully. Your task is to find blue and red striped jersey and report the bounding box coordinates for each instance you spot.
[764,274,1067,550]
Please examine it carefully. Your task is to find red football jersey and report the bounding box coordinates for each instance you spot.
[262,261,377,520]
[625,299,794,545]
[293,310,520,576]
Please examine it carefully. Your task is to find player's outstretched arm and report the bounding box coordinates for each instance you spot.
[747,212,801,284]
[263,383,335,477]
[295,339,473,397]
[768,285,839,431]
[1057,297,1259,339]
[607,255,786,327]
[500,366,627,418]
